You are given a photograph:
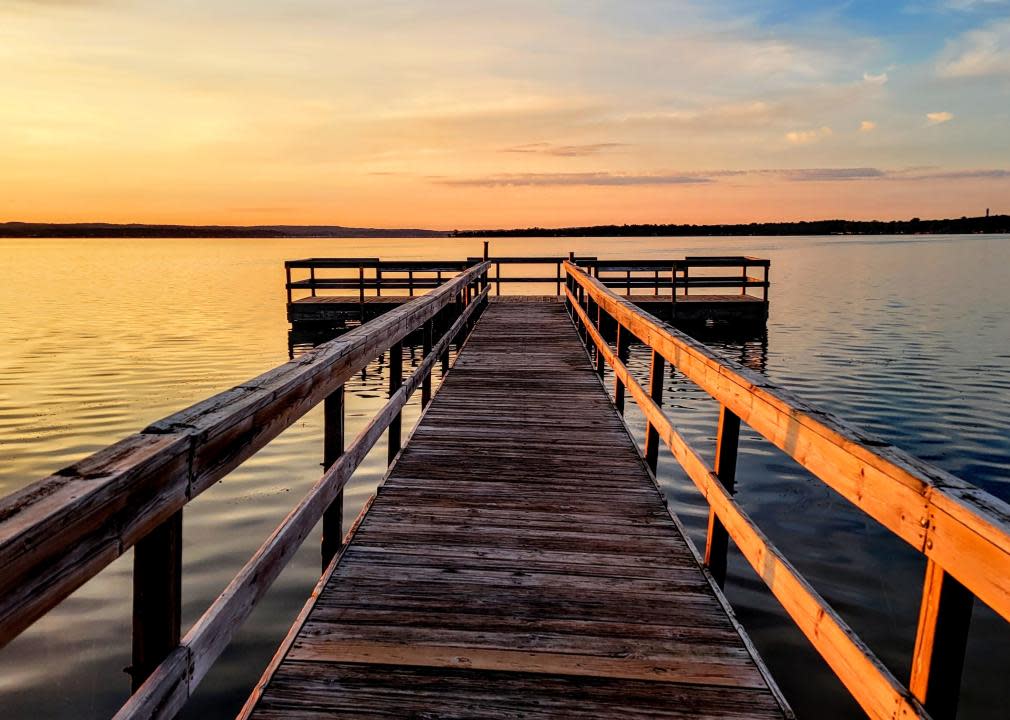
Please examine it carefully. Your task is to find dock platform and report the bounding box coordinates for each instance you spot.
[244,301,789,718]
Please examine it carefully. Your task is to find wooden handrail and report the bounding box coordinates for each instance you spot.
[564,260,1010,719]
[0,262,491,653]
[115,281,490,719]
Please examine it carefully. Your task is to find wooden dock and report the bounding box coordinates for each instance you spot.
[5,258,1010,720]
[243,301,789,718]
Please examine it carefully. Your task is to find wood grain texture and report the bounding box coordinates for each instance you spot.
[246,302,790,719]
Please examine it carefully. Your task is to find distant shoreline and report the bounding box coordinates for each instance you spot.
[454,214,1010,237]
[0,222,449,239]
[1,215,1008,238]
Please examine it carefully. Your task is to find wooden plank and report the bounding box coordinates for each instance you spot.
[245,301,790,719]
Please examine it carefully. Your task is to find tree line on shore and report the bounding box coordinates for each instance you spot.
[453,214,1010,237]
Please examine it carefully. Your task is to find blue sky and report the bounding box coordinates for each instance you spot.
[1,0,1008,226]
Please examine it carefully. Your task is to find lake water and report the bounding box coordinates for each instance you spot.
[1,235,1009,718]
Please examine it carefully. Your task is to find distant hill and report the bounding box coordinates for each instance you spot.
[454,215,1010,237]
[0,222,449,238]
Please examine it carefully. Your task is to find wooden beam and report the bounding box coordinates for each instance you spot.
[388,341,403,465]
[614,325,631,414]
[705,406,740,588]
[421,319,434,409]
[131,510,182,691]
[644,349,666,475]
[910,559,974,719]
[321,386,345,568]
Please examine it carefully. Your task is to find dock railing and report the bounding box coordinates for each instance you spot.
[288,255,770,301]
[564,259,1010,720]
[0,262,491,720]
[590,256,770,300]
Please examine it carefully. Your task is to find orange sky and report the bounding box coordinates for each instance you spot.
[2,2,1008,229]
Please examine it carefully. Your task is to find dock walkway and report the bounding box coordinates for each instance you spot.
[245,301,789,718]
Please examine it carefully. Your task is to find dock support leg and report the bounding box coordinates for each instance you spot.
[704,406,740,588]
[131,510,182,691]
[614,325,631,414]
[422,319,433,409]
[644,350,666,474]
[910,559,974,719]
[321,386,345,568]
[388,341,403,465]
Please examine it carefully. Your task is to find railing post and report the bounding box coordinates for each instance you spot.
[741,262,748,297]
[285,265,292,304]
[387,342,403,465]
[614,324,631,413]
[408,269,414,296]
[704,406,740,588]
[910,559,974,719]
[321,386,345,568]
[556,261,562,296]
[644,350,666,474]
[309,266,316,297]
[595,305,605,378]
[131,510,182,691]
[763,263,770,302]
[438,302,450,373]
[421,319,434,408]
[376,265,382,297]
[358,264,365,323]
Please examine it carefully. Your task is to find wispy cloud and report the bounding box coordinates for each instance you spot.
[786,126,833,144]
[501,142,628,157]
[863,71,889,85]
[436,172,713,188]
[860,120,877,132]
[927,111,955,124]
[937,19,1010,77]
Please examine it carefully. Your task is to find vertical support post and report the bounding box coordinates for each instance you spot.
[910,559,974,719]
[763,264,770,302]
[421,318,433,408]
[644,350,666,474]
[556,262,562,296]
[358,264,365,323]
[309,266,316,297]
[408,270,414,296]
[376,265,382,297]
[741,262,748,297]
[388,341,403,465]
[495,262,501,296]
[440,306,451,374]
[614,324,631,413]
[704,406,740,588]
[321,386,345,568]
[595,305,605,378]
[684,264,690,297]
[285,265,292,304]
[131,510,182,692]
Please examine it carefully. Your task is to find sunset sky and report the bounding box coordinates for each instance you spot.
[2,0,1008,229]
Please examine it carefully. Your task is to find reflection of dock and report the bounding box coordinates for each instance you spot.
[3,258,1005,720]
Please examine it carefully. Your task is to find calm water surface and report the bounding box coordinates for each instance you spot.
[1,235,1009,718]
